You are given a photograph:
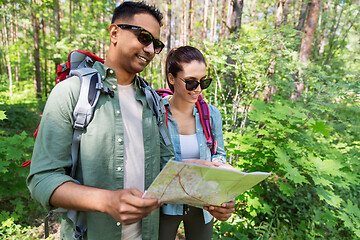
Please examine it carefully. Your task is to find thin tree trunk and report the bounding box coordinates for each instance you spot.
[69,0,72,39]
[166,0,172,53]
[324,4,343,65]
[100,12,105,58]
[202,0,209,40]
[2,8,13,95]
[251,0,257,18]
[182,0,187,45]
[275,0,286,28]
[31,2,42,98]
[292,0,320,100]
[219,0,227,39]
[42,18,48,96]
[296,1,308,31]
[283,0,290,25]
[226,0,234,36]
[210,0,217,42]
[188,0,195,40]
[12,3,20,83]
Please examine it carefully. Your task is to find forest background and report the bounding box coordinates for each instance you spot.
[0,0,359,239]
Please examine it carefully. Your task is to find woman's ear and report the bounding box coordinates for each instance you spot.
[168,73,175,85]
[108,24,118,45]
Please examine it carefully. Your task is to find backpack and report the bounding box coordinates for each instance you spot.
[156,89,217,155]
[22,50,171,239]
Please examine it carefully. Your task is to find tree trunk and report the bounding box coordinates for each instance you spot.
[251,0,257,18]
[219,0,227,39]
[2,7,13,95]
[226,0,244,35]
[299,0,321,62]
[292,0,320,100]
[42,18,49,96]
[188,0,195,40]
[210,0,217,42]
[166,0,172,53]
[275,0,286,28]
[12,3,20,83]
[283,0,290,25]
[180,0,187,45]
[296,1,308,31]
[202,0,209,40]
[31,2,42,98]
[69,0,72,39]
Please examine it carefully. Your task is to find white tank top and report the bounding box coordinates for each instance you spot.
[180,134,200,160]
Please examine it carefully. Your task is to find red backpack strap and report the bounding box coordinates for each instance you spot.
[156,88,173,97]
[196,95,217,155]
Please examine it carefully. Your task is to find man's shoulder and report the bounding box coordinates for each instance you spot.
[45,76,82,109]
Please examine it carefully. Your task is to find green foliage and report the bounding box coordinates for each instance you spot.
[0,102,44,238]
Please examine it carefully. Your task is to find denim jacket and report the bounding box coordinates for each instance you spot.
[161,96,227,224]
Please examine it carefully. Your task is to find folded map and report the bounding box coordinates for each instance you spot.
[143,160,271,207]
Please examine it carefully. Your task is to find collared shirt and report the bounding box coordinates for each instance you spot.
[161,96,227,224]
[26,62,174,239]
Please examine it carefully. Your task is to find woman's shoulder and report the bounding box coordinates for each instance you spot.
[207,103,222,116]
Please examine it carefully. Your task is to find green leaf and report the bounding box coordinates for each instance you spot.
[278,181,295,196]
[310,121,331,137]
[315,187,342,207]
[0,111,6,120]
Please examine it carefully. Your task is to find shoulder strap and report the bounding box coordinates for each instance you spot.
[138,76,171,146]
[195,95,217,155]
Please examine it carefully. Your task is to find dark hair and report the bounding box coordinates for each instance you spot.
[111,1,163,26]
[165,46,206,92]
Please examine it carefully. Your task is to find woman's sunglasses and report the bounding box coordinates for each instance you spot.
[178,77,212,91]
[117,24,165,54]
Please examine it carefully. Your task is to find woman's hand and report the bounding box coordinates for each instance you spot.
[212,159,237,170]
[204,201,235,221]
[182,159,218,167]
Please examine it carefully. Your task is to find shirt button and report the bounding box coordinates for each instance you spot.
[117,138,122,143]
[112,85,116,90]
[109,70,114,74]
[116,222,121,226]
[116,167,122,171]
[116,110,120,115]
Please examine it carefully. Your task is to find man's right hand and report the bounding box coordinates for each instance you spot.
[105,188,161,225]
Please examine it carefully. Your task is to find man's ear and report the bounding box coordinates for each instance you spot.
[108,24,118,45]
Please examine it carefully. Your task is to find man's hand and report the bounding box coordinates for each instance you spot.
[203,201,235,221]
[105,188,161,225]
[50,182,161,226]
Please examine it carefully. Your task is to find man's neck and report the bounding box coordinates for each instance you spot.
[104,59,136,85]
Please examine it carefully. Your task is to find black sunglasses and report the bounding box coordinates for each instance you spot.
[178,77,212,91]
[117,24,165,54]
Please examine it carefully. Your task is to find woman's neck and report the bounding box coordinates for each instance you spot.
[168,95,195,117]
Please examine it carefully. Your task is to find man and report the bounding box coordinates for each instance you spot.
[27,2,173,239]
[27,2,234,239]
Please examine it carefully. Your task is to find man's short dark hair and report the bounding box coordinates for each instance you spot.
[111,1,163,26]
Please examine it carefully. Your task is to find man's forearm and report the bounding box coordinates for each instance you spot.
[50,181,111,213]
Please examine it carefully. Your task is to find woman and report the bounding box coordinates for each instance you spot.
[159,46,234,240]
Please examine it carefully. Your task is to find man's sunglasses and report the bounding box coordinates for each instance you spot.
[117,24,165,54]
[178,77,212,91]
